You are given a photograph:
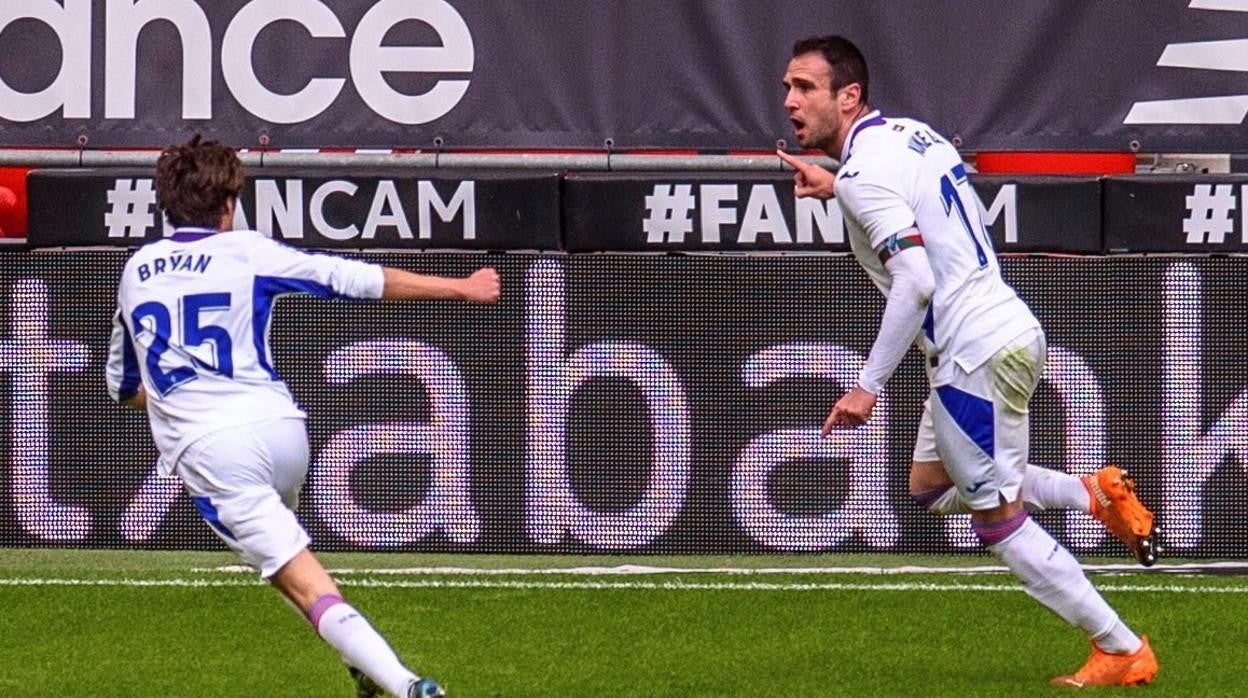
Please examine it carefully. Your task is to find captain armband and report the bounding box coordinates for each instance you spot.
[875,231,924,265]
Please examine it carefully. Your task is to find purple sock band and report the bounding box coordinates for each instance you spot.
[913,486,951,510]
[307,593,345,629]
[971,510,1029,547]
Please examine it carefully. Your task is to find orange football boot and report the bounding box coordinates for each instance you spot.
[1051,635,1158,687]
[1083,466,1159,566]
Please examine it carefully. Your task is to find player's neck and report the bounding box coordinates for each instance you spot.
[216,201,235,231]
[833,103,872,157]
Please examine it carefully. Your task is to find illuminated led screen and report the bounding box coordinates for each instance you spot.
[1,252,1244,556]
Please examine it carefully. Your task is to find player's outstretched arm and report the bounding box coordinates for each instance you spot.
[381,266,501,303]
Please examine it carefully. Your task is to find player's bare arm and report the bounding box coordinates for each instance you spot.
[777,150,837,199]
[381,266,501,303]
[121,384,147,411]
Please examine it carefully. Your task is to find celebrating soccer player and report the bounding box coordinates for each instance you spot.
[778,36,1159,687]
[107,135,500,697]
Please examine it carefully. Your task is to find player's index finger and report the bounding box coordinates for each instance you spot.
[775,149,812,172]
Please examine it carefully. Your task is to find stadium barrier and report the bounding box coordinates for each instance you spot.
[2,169,1245,557]
[18,167,1248,254]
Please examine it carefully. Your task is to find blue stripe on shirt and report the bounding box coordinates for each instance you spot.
[118,321,142,401]
[252,276,338,380]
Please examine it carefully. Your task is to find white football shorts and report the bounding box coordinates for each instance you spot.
[175,417,311,579]
[911,398,940,463]
[919,327,1046,511]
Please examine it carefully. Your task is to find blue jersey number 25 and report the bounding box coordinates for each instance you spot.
[131,292,234,396]
[939,164,991,268]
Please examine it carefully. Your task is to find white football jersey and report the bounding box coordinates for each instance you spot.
[835,110,1039,383]
[106,228,385,474]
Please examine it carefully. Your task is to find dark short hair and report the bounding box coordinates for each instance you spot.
[792,35,869,105]
[155,134,244,228]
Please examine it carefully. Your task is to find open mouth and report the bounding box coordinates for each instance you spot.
[790,117,806,136]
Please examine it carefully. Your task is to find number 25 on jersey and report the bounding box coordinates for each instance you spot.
[131,292,233,396]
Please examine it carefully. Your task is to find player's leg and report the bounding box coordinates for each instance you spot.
[1023,463,1157,566]
[178,420,441,698]
[910,400,1158,565]
[1080,467,1159,566]
[931,330,1157,686]
[908,401,968,514]
[910,404,1084,515]
[269,550,441,698]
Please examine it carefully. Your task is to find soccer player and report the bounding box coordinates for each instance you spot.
[106,135,500,697]
[777,36,1159,686]
[776,45,1157,570]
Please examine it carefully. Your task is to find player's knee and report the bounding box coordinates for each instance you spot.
[909,459,950,489]
[910,460,961,514]
[913,485,963,515]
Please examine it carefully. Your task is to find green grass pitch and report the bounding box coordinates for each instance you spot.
[0,549,1244,696]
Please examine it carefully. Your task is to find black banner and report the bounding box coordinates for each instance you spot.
[974,176,1103,255]
[1104,175,1248,253]
[0,1,1245,151]
[26,169,561,250]
[1,252,1245,556]
[564,173,848,253]
[564,173,1102,254]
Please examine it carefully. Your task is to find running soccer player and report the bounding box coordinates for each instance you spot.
[778,36,1159,686]
[106,135,499,697]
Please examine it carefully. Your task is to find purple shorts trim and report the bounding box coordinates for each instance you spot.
[913,486,951,510]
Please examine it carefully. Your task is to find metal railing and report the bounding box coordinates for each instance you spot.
[0,149,839,172]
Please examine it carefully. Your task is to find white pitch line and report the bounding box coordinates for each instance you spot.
[197,564,1020,576]
[2,577,1247,594]
[327,565,1019,576]
[192,561,1248,576]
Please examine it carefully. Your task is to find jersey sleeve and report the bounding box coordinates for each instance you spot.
[245,233,385,300]
[105,307,142,402]
[835,165,917,250]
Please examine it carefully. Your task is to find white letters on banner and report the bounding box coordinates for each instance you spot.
[976,184,1019,244]
[312,340,481,546]
[0,0,475,124]
[3,261,1241,552]
[643,183,843,245]
[98,177,478,242]
[734,343,899,550]
[0,280,92,540]
[525,260,693,549]
[1162,262,1248,550]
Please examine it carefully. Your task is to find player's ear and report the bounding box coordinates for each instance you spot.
[839,83,862,110]
[219,196,237,230]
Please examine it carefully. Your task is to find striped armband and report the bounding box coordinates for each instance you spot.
[875,231,924,265]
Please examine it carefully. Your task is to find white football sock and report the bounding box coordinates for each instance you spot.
[1021,464,1091,512]
[1093,620,1146,655]
[313,597,418,696]
[985,516,1141,654]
